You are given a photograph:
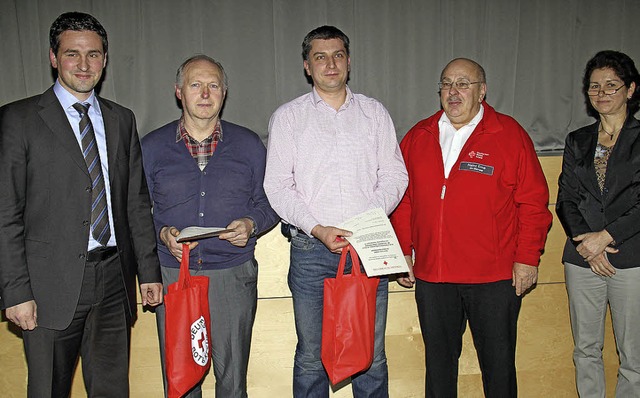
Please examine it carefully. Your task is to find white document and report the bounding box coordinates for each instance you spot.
[176,226,233,243]
[338,208,409,277]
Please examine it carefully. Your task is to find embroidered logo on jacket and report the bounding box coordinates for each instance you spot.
[468,151,490,160]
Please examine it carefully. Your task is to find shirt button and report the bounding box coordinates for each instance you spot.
[79,253,86,259]
[86,186,91,192]
[83,220,89,226]
[197,259,203,265]
[199,212,204,217]
[201,192,206,197]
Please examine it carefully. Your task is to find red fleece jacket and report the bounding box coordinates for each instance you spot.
[391,103,552,283]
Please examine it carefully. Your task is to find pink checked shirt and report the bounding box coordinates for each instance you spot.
[264,86,408,235]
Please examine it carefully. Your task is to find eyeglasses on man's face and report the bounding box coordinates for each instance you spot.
[587,82,626,97]
[438,80,483,91]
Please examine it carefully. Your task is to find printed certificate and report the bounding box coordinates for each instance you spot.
[339,208,409,276]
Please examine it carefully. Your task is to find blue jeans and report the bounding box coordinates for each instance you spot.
[288,233,389,398]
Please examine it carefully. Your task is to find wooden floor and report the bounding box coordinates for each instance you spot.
[0,155,622,397]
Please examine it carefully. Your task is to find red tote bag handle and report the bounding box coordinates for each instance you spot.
[178,243,192,289]
[337,244,363,278]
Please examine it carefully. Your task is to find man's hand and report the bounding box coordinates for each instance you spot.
[160,226,198,261]
[587,252,616,277]
[397,255,416,288]
[573,230,617,262]
[6,300,37,330]
[140,283,163,307]
[219,218,254,247]
[512,262,538,296]
[311,225,352,253]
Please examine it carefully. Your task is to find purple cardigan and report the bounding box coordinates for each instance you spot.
[141,119,278,270]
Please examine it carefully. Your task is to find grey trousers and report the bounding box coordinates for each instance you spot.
[565,262,640,398]
[156,258,258,398]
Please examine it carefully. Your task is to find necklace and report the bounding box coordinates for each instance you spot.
[599,126,621,141]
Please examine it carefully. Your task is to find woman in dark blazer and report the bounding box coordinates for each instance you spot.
[557,50,640,397]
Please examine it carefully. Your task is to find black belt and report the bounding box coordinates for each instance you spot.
[87,246,118,262]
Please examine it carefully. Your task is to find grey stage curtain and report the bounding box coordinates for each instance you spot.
[1,0,639,152]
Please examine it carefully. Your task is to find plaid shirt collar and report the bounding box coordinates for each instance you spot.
[175,118,223,145]
[176,119,223,168]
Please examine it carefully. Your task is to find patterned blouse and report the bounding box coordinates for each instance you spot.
[594,143,614,194]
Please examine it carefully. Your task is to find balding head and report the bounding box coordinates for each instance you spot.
[439,58,487,129]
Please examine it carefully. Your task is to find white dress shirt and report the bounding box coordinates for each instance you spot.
[438,104,484,178]
[54,80,117,249]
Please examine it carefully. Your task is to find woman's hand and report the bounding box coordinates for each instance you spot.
[587,252,616,277]
[573,230,617,262]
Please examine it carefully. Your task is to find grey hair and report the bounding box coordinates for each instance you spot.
[175,54,228,90]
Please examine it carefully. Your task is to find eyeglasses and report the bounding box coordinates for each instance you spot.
[587,84,626,97]
[438,80,483,91]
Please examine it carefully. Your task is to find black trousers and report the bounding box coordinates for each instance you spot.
[23,251,131,397]
[415,279,522,398]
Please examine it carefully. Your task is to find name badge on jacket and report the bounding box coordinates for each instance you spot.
[459,161,494,176]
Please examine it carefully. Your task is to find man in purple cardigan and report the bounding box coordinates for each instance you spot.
[141,55,278,398]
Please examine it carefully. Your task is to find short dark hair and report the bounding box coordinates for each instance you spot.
[175,54,228,91]
[49,12,108,55]
[302,26,350,61]
[582,50,640,117]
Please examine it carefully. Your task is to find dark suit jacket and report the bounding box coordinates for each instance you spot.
[0,87,161,330]
[556,115,640,269]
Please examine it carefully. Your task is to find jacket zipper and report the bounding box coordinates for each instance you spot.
[438,179,447,281]
[433,117,487,281]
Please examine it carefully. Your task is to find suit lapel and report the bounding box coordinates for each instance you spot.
[604,116,640,199]
[577,124,601,198]
[580,117,640,200]
[37,88,89,177]
[611,116,640,160]
[98,98,120,185]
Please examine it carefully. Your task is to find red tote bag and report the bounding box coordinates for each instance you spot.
[321,244,380,385]
[164,244,212,398]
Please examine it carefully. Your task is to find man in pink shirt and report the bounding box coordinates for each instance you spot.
[264,25,407,398]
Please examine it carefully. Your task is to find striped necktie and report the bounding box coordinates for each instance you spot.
[73,102,111,246]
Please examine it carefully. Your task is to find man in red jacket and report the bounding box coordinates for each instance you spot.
[390,58,552,397]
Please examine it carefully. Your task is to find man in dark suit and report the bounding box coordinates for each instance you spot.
[0,11,162,397]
